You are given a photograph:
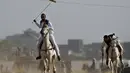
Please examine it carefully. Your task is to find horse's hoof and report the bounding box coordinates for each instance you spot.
[47,69,50,72]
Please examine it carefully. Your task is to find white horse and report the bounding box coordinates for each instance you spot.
[40,25,57,73]
[107,39,121,73]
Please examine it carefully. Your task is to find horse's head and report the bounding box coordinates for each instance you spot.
[41,25,52,51]
[110,39,117,47]
[42,25,50,37]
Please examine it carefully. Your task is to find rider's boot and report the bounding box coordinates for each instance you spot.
[36,50,41,60]
[36,54,41,60]
[55,47,61,61]
[57,55,61,61]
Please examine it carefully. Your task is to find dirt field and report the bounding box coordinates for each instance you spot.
[0,60,112,73]
[0,60,86,72]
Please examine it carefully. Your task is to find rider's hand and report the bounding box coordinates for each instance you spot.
[33,19,36,23]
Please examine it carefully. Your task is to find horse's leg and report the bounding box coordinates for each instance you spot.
[45,59,48,72]
[45,58,48,72]
[112,63,114,73]
[108,58,111,69]
[116,59,119,73]
[113,61,116,73]
[113,59,118,73]
[116,58,121,73]
[47,53,51,73]
[52,55,56,73]
[110,61,114,73]
[43,59,47,73]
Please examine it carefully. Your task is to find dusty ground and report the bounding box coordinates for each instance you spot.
[0,60,112,73]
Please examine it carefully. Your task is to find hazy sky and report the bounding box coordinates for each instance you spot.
[0,0,130,44]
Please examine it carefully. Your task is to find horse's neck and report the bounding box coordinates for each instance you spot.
[42,34,52,50]
[42,37,50,48]
[41,25,49,34]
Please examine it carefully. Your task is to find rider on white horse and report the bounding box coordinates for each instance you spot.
[101,33,124,66]
[33,13,61,61]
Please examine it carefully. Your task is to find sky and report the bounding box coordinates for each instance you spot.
[0,0,130,44]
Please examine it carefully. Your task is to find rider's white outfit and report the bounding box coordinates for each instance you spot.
[101,35,124,66]
[35,20,60,56]
[101,36,123,56]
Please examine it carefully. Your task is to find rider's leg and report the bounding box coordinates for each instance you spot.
[117,45,124,66]
[36,35,43,60]
[120,54,124,67]
[106,46,110,66]
[49,33,61,61]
